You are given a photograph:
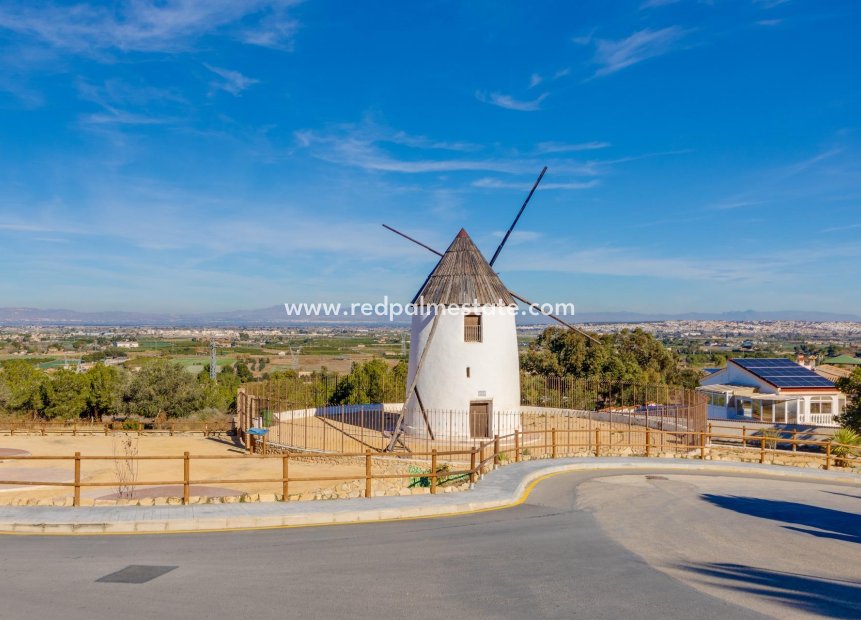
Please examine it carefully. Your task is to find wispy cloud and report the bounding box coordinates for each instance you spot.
[294,125,531,174]
[756,18,783,26]
[475,91,549,111]
[588,27,690,76]
[536,141,611,154]
[503,242,861,285]
[0,1,302,54]
[382,131,481,152]
[640,0,681,9]
[786,148,842,175]
[528,73,543,88]
[821,223,861,233]
[293,121,618,177]
[82,107,169,125]
[76,79,185,125]
[204,64,259,96]
[473,177,599,191]
[490,230,543,244]
[708,199,764,211]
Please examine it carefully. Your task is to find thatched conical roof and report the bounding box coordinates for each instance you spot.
[411,229,514,306]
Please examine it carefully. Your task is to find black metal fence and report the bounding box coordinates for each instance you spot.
[236,375,707,456]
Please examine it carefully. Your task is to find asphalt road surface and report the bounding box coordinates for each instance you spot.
[2,470,859,620]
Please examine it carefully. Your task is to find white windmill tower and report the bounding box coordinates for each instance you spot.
[384,168,600,447]
[403,228,520,439]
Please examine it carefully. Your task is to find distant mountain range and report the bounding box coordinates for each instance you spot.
[0,306,859,327]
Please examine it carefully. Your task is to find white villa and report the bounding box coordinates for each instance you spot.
[698,358,845,427]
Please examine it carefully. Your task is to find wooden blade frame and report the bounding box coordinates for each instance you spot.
[386,310,441,451]
[488,166,547,267]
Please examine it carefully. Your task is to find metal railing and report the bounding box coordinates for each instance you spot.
[237,375,708,454]
[1,427,856,507]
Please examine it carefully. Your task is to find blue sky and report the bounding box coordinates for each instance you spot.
[0,0,859,314]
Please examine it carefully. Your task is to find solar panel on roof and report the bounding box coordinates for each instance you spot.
[730,358,834,388]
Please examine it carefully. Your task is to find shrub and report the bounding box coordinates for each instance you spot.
[830,428,861,467]
[759,428,782,450]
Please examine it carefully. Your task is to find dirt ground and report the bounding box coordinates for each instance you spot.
[0,434,364,504]
[264,412,666,456]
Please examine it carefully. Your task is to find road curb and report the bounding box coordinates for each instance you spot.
[1,457,858,535]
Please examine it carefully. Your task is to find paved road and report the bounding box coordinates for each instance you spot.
[1,470,857,619]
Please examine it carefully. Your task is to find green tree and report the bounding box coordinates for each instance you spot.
[85,363,122,418]
[234,361,254,382]
[520,327,701,388]
[837,368,861,432]
[42,369,90,419]
[122,360,204,418]
[329,359,407,404]
[0,359,47,415]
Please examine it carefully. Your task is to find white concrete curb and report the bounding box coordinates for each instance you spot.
[1,457,858,535]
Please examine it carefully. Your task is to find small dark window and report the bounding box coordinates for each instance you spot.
[464,314,482,342]
[466,367,471,378]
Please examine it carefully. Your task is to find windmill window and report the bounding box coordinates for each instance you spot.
[466,367,471,378]
[464,314,482,342]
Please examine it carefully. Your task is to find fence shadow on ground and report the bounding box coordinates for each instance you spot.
[699,494,861,545]
[679,562,861,619]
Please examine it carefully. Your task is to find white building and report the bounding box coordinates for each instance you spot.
[698,358,845,427]
[404,229,521,439]
[112,341,140,349]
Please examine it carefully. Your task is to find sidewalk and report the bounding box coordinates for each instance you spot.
[1,458,858,535]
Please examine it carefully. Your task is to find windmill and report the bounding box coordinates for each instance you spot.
[384,167,599,449]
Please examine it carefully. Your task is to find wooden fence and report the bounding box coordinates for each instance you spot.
[1,427,857,507]
[0,419,233,437]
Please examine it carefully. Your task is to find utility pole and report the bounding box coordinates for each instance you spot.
[210,340,217,381]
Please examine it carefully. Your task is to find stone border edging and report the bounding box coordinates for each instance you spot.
[1,457,858,536]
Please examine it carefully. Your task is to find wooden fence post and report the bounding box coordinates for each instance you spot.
[514,430,520,463]
[430,449,438,494]
[742,425,746,449]
[760,436,765,464]
[493,435,500,468]
[73,452,81,507]
[183,452,190,505]
[365,449,372,498]
[551,428,557,459]
[282,453,289,501]
[595,428,600,458]
[825,442,831,470]
[701,432,706,460]
[479,442,485,476]
[792,430,797,453]
[645,427,651,457]
[470,447,477,484]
